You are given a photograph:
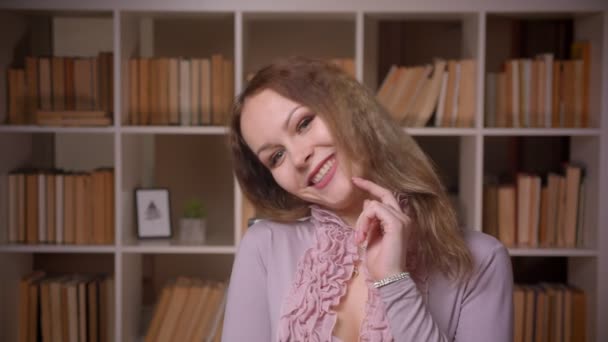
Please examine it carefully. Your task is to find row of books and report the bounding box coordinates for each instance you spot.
[483,164,585,248]
[128,54,234,127]
[6,53,114,126]
[6,169,115,245]
[485,41,591,128]
[513,283,586,342]
[376,59,476,128]
[145,277,226,342]
[19,271,114,342]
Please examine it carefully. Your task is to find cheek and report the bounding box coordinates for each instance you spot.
[271,168,298,193]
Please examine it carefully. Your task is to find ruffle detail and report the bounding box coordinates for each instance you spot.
[276,205,395,342]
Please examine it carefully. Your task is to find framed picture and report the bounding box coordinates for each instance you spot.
[135,188,172,238]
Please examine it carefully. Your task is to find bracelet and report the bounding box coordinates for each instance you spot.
[373,272,410,288]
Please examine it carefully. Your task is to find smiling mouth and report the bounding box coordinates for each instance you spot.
[308,154,336,186]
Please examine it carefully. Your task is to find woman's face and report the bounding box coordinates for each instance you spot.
[240,88,363,215]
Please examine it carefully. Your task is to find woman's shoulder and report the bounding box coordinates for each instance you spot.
[461,229,510,269]
[238,217,316,252]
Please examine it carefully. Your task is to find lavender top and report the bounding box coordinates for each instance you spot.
[222,205,513,341]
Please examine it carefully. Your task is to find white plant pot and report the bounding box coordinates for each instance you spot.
[179,218,207,244]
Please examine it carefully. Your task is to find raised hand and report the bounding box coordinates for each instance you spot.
[351,176,413,282]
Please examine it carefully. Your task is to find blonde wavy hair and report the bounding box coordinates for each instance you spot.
[229,56,473,281]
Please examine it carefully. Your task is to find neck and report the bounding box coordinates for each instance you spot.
[331,192,367,228]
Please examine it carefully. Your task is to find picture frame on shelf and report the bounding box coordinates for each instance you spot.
[135,188,172,239]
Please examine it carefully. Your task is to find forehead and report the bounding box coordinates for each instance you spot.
[240,89,302,149]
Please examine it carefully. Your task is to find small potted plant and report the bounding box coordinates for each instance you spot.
[179,198,207,244]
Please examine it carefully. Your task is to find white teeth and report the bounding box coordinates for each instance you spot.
[312,158,335,184]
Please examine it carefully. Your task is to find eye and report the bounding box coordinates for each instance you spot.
[269,149,285,167]
[296,115,314,133]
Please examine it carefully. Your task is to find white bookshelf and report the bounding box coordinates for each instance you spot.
[0,1,606,342]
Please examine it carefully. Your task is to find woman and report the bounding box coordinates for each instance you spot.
[222,56,513,341]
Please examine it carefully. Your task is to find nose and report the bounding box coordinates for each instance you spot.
[292,142,313,169]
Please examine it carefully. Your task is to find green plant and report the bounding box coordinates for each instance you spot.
[183,198,206,219]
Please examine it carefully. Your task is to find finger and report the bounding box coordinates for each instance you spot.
[355,201,404,245]
[352,177,400,211]
[354,208,376,245]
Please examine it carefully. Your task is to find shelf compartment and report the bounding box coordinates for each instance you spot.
[0,10,114,128]
[119,11,235,127]
[120,134,235,247]
[121,253,231,341]
[484,12,604,129]
[243,12,356,81]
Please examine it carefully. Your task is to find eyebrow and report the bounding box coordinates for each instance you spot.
[255,105,303,156]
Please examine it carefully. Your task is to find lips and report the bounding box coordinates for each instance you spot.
[307,153,335,186]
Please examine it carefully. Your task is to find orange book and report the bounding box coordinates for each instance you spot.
[482,184,499,239]
[537,186,548,247]
[25,173,39,244]
[223,59,235,125]
[211,54,224,125]
[138,58,150,125]
[571,41,590,127]
[171,281,201,341]
[184,283,212,340]
[128,58,139,125]
[441,61,458,127]
[91,171,105,245]
[158,58,170,125]
[190,58,201,126]
[200,58,212,125]
[52,57,65,110]
[376,65,399,105]
[529,59,539,128]
[74,174,87,245]
[25,57,39,121]
[156,277,191,341]
[562,61,574,128]
[63,174,75,244]
[555,176,567,247]
[536,59,546,127]
[91,56,100,110]
[551,61,562,128]
[523,287,535,342]
[145,282,174,342]
[18,271,45,342]
[527,175,541,247]
[513,286,525,342]
[88,278,99,342]
[46,174,56,243]
[17,173,26,242]
[74,58,94,111]
[64,57,76,111]
[516,174,531,247]
[149,58,160,125]
[456,59,476,128]
[105,169,115,244]
[496,72,508,127]
[498,185,516,247]
[571,288,586,341]
[534,288,548,342]
[39,279,53,342]
[168,58,180,125]
[190,283,226,341]
[7,69,26,124]
[564,165,582,247]
[39,58,52,111]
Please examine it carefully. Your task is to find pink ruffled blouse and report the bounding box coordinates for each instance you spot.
[222,205,513,342]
